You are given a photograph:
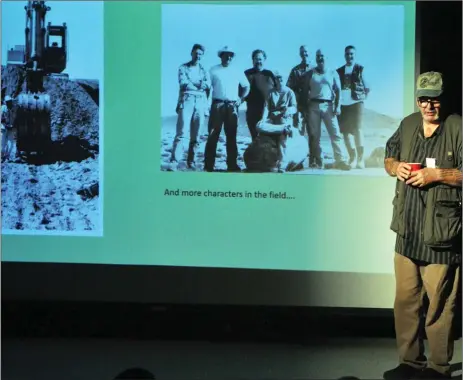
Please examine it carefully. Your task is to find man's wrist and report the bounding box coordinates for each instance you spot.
[434,168,444,183]
[385,159,399,176]
[391,161,398,176]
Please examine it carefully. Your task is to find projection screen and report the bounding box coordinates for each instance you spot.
[1,1,418,309]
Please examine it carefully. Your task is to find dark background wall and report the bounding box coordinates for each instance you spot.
[418,1,462,115]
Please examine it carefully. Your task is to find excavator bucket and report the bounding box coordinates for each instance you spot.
[16,92,52,156]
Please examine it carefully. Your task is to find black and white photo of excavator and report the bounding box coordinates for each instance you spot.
[16,0,68,157]
[1,0,103,235]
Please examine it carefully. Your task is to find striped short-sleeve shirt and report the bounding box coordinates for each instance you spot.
[385,120,462,265]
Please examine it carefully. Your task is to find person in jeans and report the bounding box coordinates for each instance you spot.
[1,95,15,162]
[301,49,350,170]
[170,44,211,170]
[204,46,250,172]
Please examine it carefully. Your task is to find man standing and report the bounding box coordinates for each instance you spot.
[337,45,370,169]
[383,72,462,380]
[1,95,15,162]
[204,46,250,172]
[244,49,275,141]
[301,49,350,170]
[287,45,313,135]
[170,44,211,170]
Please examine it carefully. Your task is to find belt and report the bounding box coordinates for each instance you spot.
[184,92,205,97]
[310,99,332,103]
[212,99,237,104]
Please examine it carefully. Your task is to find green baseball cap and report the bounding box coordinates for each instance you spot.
[416,71,444,98]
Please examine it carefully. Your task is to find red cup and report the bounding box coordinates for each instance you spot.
[409,163,422,172]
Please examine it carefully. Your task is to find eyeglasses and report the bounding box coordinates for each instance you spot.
[418,98,441,107]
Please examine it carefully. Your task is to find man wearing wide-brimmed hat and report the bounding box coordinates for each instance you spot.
[204,46,250,172]
[383,71,462,380]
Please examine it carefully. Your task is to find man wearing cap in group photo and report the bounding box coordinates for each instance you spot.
[383,72,462,380]
[204,46,250,172]
[1,95,16,162]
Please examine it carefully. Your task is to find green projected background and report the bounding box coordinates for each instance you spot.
[1,1,416,276]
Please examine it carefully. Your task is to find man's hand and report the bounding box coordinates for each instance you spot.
[406,168,438,187]
[395,162,411,182]
[235,98,243,108]
[335,106,341,116]
[284,126,293,138]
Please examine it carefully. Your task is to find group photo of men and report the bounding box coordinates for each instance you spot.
[160,4,406,175]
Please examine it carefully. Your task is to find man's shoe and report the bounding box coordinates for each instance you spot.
[227,165,241,172]
[356,158,365,169]
[383,364,423,380]
[412,368,450,379]
[168,160,178,171]
[334,161,352,171]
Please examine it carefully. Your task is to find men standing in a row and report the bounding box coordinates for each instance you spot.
[287,45,313,136]
[244,50,276,141]
[337,45,370,169]
[170,44,211,170]
[204,46,250,172]
[302,49,351,170]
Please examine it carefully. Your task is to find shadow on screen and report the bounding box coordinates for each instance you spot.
[20,136,98,166]
[114,367,155,379]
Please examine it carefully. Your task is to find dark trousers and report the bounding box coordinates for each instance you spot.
[246,104,264,141]
[204,100,239,170]
[338,102,365,163]
[393,253,460,376]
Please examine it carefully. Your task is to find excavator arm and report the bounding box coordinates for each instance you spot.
[15,1,67,157]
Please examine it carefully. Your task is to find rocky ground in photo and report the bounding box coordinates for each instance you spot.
[160,108,400,175]
[1,65,101,233]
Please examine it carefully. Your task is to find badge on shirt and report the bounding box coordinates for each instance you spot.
[426,158,436,168]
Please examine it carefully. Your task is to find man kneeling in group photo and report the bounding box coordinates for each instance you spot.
[244,71,308,173]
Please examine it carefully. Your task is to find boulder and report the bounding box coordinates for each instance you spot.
[366,146,386,168]
[244,135,280,172]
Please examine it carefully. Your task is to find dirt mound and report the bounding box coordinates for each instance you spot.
[44,76,99,145]
[1,65,99,147]
[1,65,26,99]
[74,79,99,106]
